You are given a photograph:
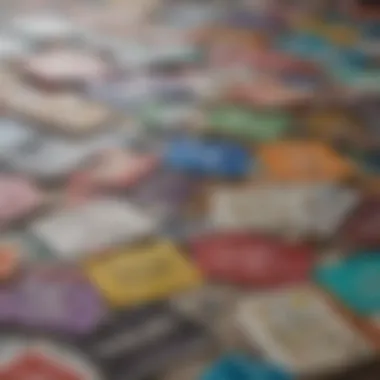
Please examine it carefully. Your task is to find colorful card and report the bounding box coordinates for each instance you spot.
[7,129,136,181]
[226,79,314,108]
[200,353,292,380]
[314,252,380,316]
[0,176,42,226]
[68,150,158,202]
[0,267,106,334]
[303,110,360,142]
[30,199,157,260]
[236,285,373,375]
[84,240,202,307]
[258,141,354,181]
[8,90,112,135]
[140,102,200,129]
[207,106,291,142]
[209,184,358,237]
[190,232,315,286]
[0,335,104,380]
[338,198,380,247]
[23,50,109,85]
[129,170,196,220]
[78,302,208,380]
[165,137,251,178]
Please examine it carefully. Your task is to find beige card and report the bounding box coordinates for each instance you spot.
[236,285,373,375]
[7,89,112,135]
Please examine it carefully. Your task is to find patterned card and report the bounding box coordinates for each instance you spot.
[11,14,76,42]
[200,353,291,380]
[190,232,315,286]
[0,267,106,334]
[130,170,196,220]
[30,199,157,260]
[0,336,104,380]
[78,302,209,380]
[68,149,158,201]
[207,106,291,142]
[23,50,109,85]
[7,130,136,180]
[258,141,354,181]
[7,89,112,135]
[236,285,373,375]
[338,198,380,247]
[209,183,358,237]
[84,240,202,307]
[0,176,42,226]
[165,137,251,178]
[314,252,380,316]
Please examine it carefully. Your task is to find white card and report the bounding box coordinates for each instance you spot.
[0,119,34,154]
[209,184,359,237]
[311,186,360,237]
[11,14,76,42]
[30,199,157,260]
[7,128,133,180]
[0,35,27,60]
[236,286,373,375]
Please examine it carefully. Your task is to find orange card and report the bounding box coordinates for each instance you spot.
[258,141,354,182]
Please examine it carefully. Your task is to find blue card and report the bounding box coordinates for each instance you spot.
[314,252,380,315]
[165,138,252,178]
[200,353,292,380]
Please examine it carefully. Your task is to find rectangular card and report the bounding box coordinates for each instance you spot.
[206,106,291,142]
[7,129,137,180]
[190,232,315,286]
[84,240,202,307]
[338,198,380,247]
[0,266,106,334]
[165,137,251,178]
[258,141,354,182]
[314,252,380,316]
[69,150,158,194]
[209,184,359,237]
[30,199,157,260]
[129,170,196,220]
[78,302,209,380]
[0,176,42,226]
[7,89,112,135]
[236,285,373,375]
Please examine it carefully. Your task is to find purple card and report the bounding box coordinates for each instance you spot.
[130,170,196,219]
[0,267,106,335]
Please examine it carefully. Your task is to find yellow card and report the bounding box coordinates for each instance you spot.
[85,240,202,307]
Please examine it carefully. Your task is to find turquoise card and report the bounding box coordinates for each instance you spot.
[275,33,334,61]
[200,353,292,380]
[314,252,380,316]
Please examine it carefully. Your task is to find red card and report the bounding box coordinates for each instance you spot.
[339,198,380,247]
[2,352,82,380]
[189,233,315,287]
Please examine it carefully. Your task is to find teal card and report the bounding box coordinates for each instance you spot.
[314,252,380,315]
[200,353,292,380]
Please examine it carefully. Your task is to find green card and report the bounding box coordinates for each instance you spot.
[207,106,291,142]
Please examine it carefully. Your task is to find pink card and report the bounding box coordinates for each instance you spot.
[0,176,42,225]
[67,149,158,203]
